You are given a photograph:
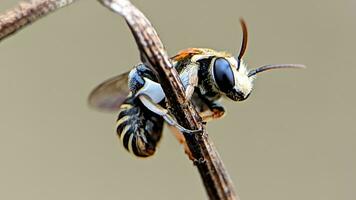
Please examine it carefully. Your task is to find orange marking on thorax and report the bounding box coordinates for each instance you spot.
[171,48,204,62]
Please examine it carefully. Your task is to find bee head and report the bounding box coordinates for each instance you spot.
[211,19,251,101]
[212,57,252,101]
[212,19,305,101]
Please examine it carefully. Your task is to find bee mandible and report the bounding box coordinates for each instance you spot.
[88,19,305,157]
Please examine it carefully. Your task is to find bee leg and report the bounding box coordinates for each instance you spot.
[185,85,195,101]
[181,63,199,101]
[138,94,201,134]
[185,70,198,101]
[201,101,226,122]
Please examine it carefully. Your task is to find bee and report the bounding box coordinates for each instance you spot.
[88,19,305,157]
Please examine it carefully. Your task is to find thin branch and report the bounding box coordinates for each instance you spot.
[98,0,239,199]
[0,0,77,42]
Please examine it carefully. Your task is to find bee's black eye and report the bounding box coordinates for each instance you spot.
[213,58,235,92]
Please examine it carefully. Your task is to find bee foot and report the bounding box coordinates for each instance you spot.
[178,126,203,135]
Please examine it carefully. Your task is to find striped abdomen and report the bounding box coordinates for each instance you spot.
[116,94,164,157]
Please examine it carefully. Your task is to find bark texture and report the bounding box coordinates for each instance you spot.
[0,0,76,41]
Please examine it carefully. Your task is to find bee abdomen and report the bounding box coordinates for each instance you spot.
[116,95,163,157]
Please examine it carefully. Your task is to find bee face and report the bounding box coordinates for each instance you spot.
[211,57,253,101]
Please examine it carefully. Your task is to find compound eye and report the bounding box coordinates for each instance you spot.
[213,58,235,92]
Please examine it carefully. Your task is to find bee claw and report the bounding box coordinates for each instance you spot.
[180,127,203,135]
[174,123,203,135]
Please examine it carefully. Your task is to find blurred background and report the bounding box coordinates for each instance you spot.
[0,0,355,199]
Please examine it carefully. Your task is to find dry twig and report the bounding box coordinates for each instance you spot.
[0,0,240,199]
[0,0,76,42]
[98,0,239,199]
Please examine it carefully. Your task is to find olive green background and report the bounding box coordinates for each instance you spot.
[0,0,355,199]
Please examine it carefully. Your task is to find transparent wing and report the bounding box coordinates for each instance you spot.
[88,71,131,112]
